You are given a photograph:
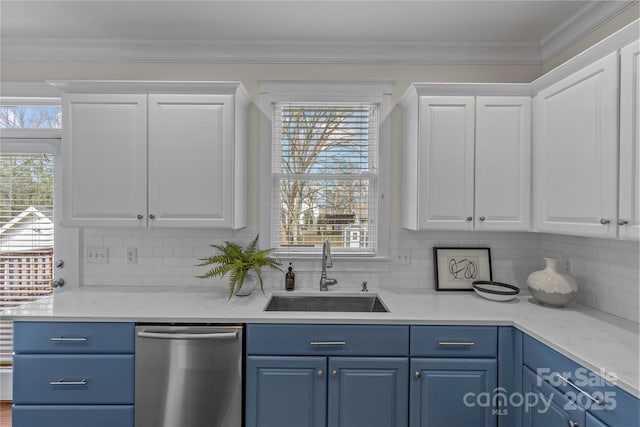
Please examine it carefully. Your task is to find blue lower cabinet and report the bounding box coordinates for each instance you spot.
[13,354,134,404]
[523,366,585,427]
[246,356,327,427]
[328,357,408,427]
[410,358,497,427]
[586,412,609,427]
[12,405,134,427]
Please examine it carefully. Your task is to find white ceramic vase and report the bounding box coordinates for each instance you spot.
[235,273,257,297]
[527,257,578,307]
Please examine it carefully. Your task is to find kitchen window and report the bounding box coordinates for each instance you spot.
[272,102,378,255]
[260,80,392,259]
[0,97,60,367]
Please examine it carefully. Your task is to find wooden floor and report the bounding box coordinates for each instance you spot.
[0,401,11,427]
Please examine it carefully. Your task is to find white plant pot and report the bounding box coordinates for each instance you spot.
[527,257,578,307]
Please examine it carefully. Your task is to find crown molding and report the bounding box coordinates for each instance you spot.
[1,37,542,64]
[539,0,639,64]
[0,2,635,65]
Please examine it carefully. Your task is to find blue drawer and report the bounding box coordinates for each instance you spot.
[410,326,497,357]
[13,354,134,404]
[12,405,134,427]
[13,321,134,354]
[247,324,409,356]
[524,335,640,427]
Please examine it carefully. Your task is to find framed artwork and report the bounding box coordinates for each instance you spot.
[433,247,492,291]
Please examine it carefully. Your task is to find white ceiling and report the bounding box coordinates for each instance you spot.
[0,1,637,63]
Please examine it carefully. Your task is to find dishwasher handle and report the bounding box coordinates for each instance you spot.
[137,330,239,340]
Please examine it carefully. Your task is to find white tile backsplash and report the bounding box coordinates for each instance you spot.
[81,227,640,323]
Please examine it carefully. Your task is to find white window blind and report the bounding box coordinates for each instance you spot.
[0,154,54,365]
[272,102,378,255]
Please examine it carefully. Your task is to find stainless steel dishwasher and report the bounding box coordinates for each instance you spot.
[135,325,243,427]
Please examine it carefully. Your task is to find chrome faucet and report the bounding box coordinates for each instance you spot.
[320,239,338,291]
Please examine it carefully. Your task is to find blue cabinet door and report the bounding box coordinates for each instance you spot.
[328,357,408,427]
[586,412,609,427]
[410,358,497,427]
[523,366,585,427]
[246,356,326,427]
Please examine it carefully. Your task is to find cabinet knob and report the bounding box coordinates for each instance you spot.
[317,370,323,378]
[479,216,486,222]
[149,214,155,220]
[332,370,338,377]
[51,278,65,288]
[137,214,143,220]
[618,219,629,226]
[415,371,421,379]
[600,218,610,225]
[55,260,65,269]
[568,421,578,427]
[466,216,473,222]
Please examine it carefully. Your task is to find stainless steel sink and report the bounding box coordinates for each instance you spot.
[264,294,389,312]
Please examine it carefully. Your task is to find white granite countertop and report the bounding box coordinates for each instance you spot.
[2,286,638,398]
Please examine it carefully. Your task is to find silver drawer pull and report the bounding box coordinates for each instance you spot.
[310,341,347,346]
[50,337,88,342]
[438,341,476,346]
[50,379,87,386]
[553,374,602,405]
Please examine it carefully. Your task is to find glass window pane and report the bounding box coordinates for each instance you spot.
[0,105,61,129]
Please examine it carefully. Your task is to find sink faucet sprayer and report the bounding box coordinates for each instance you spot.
[320,240,338,291]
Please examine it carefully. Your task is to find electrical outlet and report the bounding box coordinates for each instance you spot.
[127,247,138,265]
[86,247,109,264]
[563,258,572,274]
[394,249,411,265]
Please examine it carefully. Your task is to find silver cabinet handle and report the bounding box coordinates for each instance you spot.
[149,214,155,220]
[600,218,610,225]
[55,260,64,269]
[553,374,602,405]
[137,214,143,220]
[618,219,629,225]
[568,421,579,427]
[310,341,347,346]
[50,337,87,342]
[479,216,486,222]
[332,369,338,377]
[137,331,238,340]
[50,379,87,386]
[415,371,421,379]
[466,216,473,221]
[317,370,324,378]
[438,341,475,346]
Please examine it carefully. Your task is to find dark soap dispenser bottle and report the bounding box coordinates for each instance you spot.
[285,262,295,291]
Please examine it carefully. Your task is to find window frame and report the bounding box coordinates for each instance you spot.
[258,80,392,262]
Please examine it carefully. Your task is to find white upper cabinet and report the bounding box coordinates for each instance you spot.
[619,40,640,240]
[533,52,619,238]
[63,94,148,227]
[60,82,249,229]
[475,96,531,231]
[416,96,475,230]
[401,87,531,231]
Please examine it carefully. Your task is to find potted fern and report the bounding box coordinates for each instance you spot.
[196,235,281,299]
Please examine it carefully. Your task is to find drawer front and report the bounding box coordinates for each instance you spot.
[13,354,134,404]
[12,405,134,427]
[524,335,640,427]
[247,324,409,356]
[410,326,497,357]
[13,321,134,354]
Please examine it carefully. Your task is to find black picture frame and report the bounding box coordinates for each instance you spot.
[433,247,492,291]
